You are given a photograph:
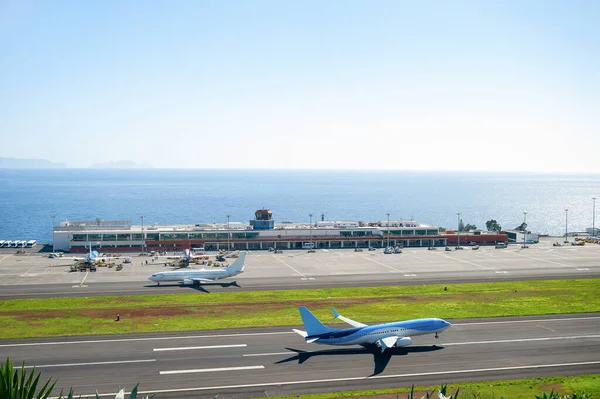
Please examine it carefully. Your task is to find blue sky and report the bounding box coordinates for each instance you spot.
[1,0,598,171]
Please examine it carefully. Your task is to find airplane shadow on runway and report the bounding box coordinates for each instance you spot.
[275,345,444,376]
[143,281,241,293]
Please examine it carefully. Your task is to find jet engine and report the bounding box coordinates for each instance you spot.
[394,337,412,347]
[183,278,194,286]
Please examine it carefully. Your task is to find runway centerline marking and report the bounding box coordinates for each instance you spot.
[159,365,264,375]
[0,332,295,348]
[452,316,600,326]
[154,344,246,352]
[444,335,600,345]
[86,361,600,397]
[272,256,308,279]
[24,359,155,369]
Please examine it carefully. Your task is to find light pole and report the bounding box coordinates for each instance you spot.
[564,209,568,243]
[522,212,528,247]
[593,197,596,238]
[140,215,145,254]
[51,215,56,252]
[227,214,231,251]
[309,213,313,248]
[386,213,390,248]
[457,212,461,249]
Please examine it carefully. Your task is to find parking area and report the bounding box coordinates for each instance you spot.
[0,237,598,286]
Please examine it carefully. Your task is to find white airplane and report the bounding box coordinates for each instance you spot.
[148,252,246,286]
[157,249,239,267]
[293,306,451,352]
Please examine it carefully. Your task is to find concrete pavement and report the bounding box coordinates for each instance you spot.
[1,243,599,299]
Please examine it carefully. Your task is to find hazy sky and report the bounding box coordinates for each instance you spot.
[1,0,598,171]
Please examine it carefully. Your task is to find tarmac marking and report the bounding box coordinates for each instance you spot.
[153,344,247,352]
[0,332,295,348]
[21,264,37,276]
[80,271,90,287]
[159,365,264,375]
[272,256,309,279]
[452,316,600,326]
[0,255,10,263]
[443,335,600,346]
[24,359,155,369]
[243,352,291,357]
[360,255,406,273]
[449,257,497,271]
[87,361,600,397]
[512,252,570,268]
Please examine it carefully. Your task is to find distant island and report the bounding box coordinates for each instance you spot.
[89,160,153,169]
[0,157,66,169]
[0,157,152,169]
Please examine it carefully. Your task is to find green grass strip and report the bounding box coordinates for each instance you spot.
[0,279,598,339]
[264,374,600,399]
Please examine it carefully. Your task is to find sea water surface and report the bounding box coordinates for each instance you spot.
[1,169,599,243]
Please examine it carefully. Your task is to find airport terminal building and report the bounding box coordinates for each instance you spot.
[52,210,508,253]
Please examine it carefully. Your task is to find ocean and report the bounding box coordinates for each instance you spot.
[1,169,599,243]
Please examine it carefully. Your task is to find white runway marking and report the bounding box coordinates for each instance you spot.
[88,361,600,397]
[272,256,308,279]
[453,316,600,326]
[154,344,247,352]
[159,365,264,375]
[24,359,155,369]
[243,352,291,357]
[443,335,600,346]
[0,332,295,348]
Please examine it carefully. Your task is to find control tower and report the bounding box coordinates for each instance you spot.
[250,209,274,230]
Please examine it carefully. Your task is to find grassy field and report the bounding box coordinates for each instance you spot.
[264,374,600,399]
[0,279,598,339]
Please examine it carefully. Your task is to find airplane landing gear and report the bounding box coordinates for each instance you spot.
[435,333,439,339]
[157,282,160,286]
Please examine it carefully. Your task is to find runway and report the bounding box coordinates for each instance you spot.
[2,314,599,398]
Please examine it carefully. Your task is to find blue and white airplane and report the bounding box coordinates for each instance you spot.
[293,306,451,352]
[52,244,130,264]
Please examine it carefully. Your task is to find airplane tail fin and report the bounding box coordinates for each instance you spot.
[298,306,336,337]
[225,252,246,274]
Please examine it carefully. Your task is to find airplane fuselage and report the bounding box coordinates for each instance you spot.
[307,318,450,346]
[148,269,241,283]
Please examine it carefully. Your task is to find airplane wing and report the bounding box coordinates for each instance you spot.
[331,307,368,328]
[379,336,399,352]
